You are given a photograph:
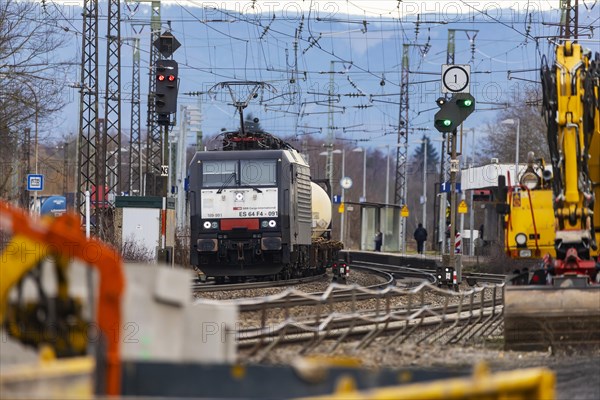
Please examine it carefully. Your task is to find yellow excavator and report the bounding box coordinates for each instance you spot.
[503,41,600,351]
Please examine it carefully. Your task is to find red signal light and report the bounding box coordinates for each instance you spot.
[157,74,165,81]
[168,75,176,82]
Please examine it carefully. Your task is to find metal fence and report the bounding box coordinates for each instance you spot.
[234,282,505,361]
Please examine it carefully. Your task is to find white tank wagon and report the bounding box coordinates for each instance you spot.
[311,182,332,239]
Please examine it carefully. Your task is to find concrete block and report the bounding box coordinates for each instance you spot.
[153,266,191,307]
[121,264,238,364]
[182,302,238,363]
[121,264,187,362]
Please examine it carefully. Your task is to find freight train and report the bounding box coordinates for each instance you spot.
[189,127,341,280]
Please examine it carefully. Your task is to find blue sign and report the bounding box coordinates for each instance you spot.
[40,196,66,216]
[27,174,44,191]
[333,195,342,204]
[440,182,461,193]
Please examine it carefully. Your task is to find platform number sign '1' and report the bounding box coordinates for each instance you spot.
[441,64,470,94]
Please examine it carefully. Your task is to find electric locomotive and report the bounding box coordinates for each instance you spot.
[189,129,338,279]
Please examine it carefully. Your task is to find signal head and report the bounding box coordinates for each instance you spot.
[434,118,454,132]
[155,59,179,118]
[457,98,473,108]
[463,99,472,107]
[433,93,475,133]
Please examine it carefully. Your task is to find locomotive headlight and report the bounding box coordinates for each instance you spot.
[203,221,212,229]
[268,220,277,228]
[520,171,539,190]
[211,221,218,229]
[515,233,527,246]
[261,221,269,228]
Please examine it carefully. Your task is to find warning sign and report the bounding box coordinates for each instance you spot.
[458,200,468,214]
[338,203,345,213]
[401,205,409,217]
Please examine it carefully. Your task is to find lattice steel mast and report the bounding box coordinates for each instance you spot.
[77,0,99,232]
[326,60,335,190]
[98,0,122,238]
[395,44,410,207]
[128,37,142,195]
[394,44,410,252]
[560,0,579,39]
[145,1,162,195]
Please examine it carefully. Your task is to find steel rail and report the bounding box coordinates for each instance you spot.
[235,265,395,312]
[192,273,326,293]
[351,260,505,285]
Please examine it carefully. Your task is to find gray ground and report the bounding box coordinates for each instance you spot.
[252,339,600,399]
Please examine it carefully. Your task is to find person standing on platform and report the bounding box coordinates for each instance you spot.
[413,223,428,255]
[374,231,383,252]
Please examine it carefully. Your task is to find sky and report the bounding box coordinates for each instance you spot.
[37,0,600,156]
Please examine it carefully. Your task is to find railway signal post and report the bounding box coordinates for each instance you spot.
[152,33,180,262]
[434,78,475,288]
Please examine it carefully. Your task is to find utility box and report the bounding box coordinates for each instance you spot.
[114,196,176,263]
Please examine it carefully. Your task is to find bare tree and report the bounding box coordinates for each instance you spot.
[0,0,73,199]
[479,87,550,165]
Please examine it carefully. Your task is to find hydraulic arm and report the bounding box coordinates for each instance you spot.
[504,42,600,351]
[0,201,125,395]
[541,41,600,279]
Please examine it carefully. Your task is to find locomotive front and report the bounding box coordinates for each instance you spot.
[189,149,312,277]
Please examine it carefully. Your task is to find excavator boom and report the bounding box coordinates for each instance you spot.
[0,202,125,395]
[504,41,600,351]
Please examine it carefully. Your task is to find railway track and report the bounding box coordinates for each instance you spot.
[191,261,402,295]
[192,273,326,293]
[191,254,507,358]
[233,264,396,312]
[351,261,438,284]
[344,255,506,286]
[231,258,505,357]
[194,258,502,313]
[229,262,449,312]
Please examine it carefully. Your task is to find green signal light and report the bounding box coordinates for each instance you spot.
[435,119,452,127]
[461,99,473,107]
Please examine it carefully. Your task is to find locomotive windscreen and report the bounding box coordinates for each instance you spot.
[202,160,237,187]
[202,159,277,187]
